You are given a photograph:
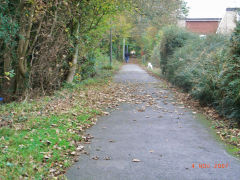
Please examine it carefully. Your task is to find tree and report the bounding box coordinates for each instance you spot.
[129,0,188,59]
[65,0,131,82]
[0,0,134,101]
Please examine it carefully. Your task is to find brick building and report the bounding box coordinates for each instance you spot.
[185,18,222,34]
[178,8,240,35]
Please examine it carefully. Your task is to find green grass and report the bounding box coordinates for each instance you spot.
[0,63,121,179]
[195,113,240,159]
[0,105,99,179]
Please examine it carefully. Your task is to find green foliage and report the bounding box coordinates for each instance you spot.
[220,23,240,120]
[230,22,240,57]
[0,0,18,43]
[150,43,161,67]
[140,26,157,60]
[179,1,189,18]
[159,26,240,123]
[0,0,131,100]
[134,0,186,28]
[95,49,111,69]
[0,65,118,178]
[0,99,98,178]
[160,26,193,74]
[130,0,186,63]
[79,56,96,81]
[0,14,18,45]
[101,65,113,70]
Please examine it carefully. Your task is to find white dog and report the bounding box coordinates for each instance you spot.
[147,62,153,70]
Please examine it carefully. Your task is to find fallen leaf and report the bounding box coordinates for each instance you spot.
[92,156,99,160]
[137,107,145,112]
[76,145,84,151]
[49,168,56,173]
[44,155,51,159]
[132,159,141,162]
[70,151,76,155]
[46,140,51,145]
[72,113,77,116]
[103,112,109,115]
[84,142,91,144]
[104,156,111,160]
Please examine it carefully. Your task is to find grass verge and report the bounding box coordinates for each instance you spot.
[195,114,240,159]
[0,62,122,179]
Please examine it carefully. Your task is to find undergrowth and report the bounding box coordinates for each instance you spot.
[0,62,121,179]
[159,24,240,124]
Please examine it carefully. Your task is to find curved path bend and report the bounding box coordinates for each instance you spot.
[67,64,240,180]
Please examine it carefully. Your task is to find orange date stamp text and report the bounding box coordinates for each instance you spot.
[192,163,228,169]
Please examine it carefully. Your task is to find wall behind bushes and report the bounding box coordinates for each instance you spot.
[159,24,240,124]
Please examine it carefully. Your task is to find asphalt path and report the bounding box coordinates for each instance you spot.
[66,64,240,180]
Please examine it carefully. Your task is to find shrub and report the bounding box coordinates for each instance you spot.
[159,26,192,74]
[79,56,96,81]
[160,24,240,123]
[94,50,111,70]
[219,22,240,121]
[230,22,240,57]
[101,65,113,70]
[150,43,161,67]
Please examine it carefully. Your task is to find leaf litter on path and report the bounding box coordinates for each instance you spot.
[132,159,141,162]
[3,74,224,178]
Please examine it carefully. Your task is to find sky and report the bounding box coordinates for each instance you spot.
[185,0,240,18]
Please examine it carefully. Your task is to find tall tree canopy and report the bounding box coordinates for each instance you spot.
[0,0,187,101]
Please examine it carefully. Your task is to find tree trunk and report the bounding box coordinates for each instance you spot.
[66,22,80,83]
[118,42,121,60]
[15,4,35,94]
[49,0,59,37]
[110,21,112,66]
[123,38,125,60]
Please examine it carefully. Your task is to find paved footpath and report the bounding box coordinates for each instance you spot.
[66,64,240,180]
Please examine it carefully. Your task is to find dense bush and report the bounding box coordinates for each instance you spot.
[230,22,240,57]
[79,56,96,81]
[150,43,161,67]
[168,35,227,93]
[159,25,240,124]
[160,26,193,74]
[0,0,129,102]
[221,22,240,121]
[95,50,111,70]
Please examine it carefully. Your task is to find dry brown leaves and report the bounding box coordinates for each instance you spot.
[142,65,240,153]
[80,82,159,115]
